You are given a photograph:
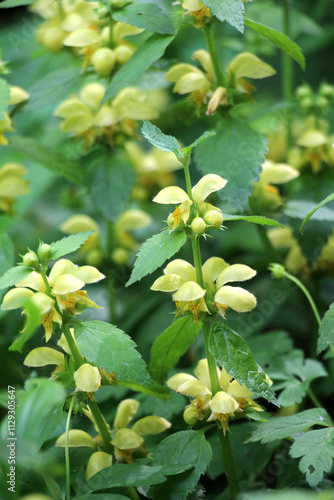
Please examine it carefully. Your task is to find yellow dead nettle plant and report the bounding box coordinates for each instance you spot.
[168,358,264,433]
[0,86,30,145]
[181,0,211,27]
[253,160,300,210]
[0,163,30,214]
[296,129,330,173]
[1,259,104,341]
[267,227,307,275]
[60,214,102,266]
[111,399,171,463]
[153,173,226,231]
[74,363,102,393]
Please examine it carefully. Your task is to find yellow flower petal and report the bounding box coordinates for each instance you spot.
[227,380,253,398]
[74,266,105,284]
[1,288,34,310]
[192,174,227,204]
[16,271,46,292]
[210,391,239,414]
[80,83,106,110]
[177,379,212,397]
[194,358,219,389]
[167,373,196,391]
[202,257,229,285]
[164,259,196,282]
[24,347,64,367]
[216,264,256,288]
[173,281,206,302]
[151,274,184,292]
[8,86,30,105]
[132,416,171,436]
[86,451,112,480]
[165,63,203,83]
[63,28,100,47]
[214,286,257,313]
[153,186,190,204]
[54,98,91,118]
[49,259,78,286]
[74,364,101,392]
[193,49,214,80]
[116,210,152,232]
[260,161,299,185]
[31,292,54,315]
[228,52,276,80]
[55,429,95,449]
[111,428,143,450]
[297,129,327,148]
[52,274,85,295]
[219,368,232,392]
[174,73,209,95]
[114,399,140,429]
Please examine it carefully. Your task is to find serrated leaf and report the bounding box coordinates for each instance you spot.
[75,321,152,385]
[0,265,32,290]
[0,77,10,120]
[102,33,175,103]
[50,231,94,260]
[9,135,84,185]
[126,229,187,286]
[203,0,244,33]
[318,303,334,354]
[182,130,216,160]
[290,428,334,487]
[300,193,334,233]
[141,121,179,155]
[151,431,212,500]
[246,409,331,444]
[244,18,305,70]
[224,214,283,227]
[209,323,278,405]
[150,317,201,384]
[113,3,175,35]
[194,116,268,211]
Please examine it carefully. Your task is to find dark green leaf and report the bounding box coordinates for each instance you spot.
[194,116,268,211]
[290,428,334,487]
[240,490,332,500]
[318,303,334,354]
[182,130,216,160]
[246,409,331,444]
[0,265,32,290]
[300,193,334,233]
[150,316,201,384]
[75,495,129,500]
[244,18,305,69]
[9,135,84,185]
[224,214,283,227]
[209,323,278,405]
[102,33,175,102]
[113,3,174,35]
[0,77,10,120]
[126,229,187,286]
[202,0,244,33]
[50,231,94,260]
[75,321,153,385]
[9,299,41,352]
[150,431,212,500]
[141,121,179,155]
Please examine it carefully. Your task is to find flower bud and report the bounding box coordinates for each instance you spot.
[191,217,206,235]
[91,48,116,76]
[268,263,286,279]
[85,451,112,480]
[315,96,328,110]
[295,85,312,100]
[115,45,134,65]
[22,250,39,269]
[319,83,334,100]
[167,213,175,227]
[55,429,96,449]
[206,87,228,115]
[111,247,130,266]
[74,363,101,392]
[38,243,52,265]
[204,210,223,228]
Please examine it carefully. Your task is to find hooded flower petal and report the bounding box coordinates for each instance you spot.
[56,429,95,449]
[111,428,144,450]
[16,271,46,292]
[167,373,196,391]
[24,347,64,367]
[1,288,34,310]
[164,259,196,282]
[52,274,85,295]
[73,266,105,284]
[114,399,140,429]
[192,174,227,204]
[210,391,239,414]
[216,264,256,288]
[202,257,229,285]
[86,451,112,480]
[177,379,212,397]
[227,380,253,398]
[153,186,190,204]
[132,416,171,436]
[260,161,299,185]
[48,259,78,286]
[173,281,206,302]
[214,285,257,314]
[31,292,54,315]
[151,274,184,292]
[74,363,101,392]
[194,358,220,390]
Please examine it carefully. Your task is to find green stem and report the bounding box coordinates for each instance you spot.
[126,487,141,500]
[203,22,226,87]
[65,394,76,500]
[218,430,240,500]
[106,221,117,324]
[282,0,293,149]
[307,388,323,409]
[203,319,220,394]
[183,160,193,200]
[284,272,321,326]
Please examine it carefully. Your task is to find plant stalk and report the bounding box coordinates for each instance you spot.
[284,272,321,326]
[65,394,76,500]
[282,0,293,149]
[203,22,226,87]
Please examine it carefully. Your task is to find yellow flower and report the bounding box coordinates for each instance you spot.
[0,163,30,213]
[60,214,102,265]
[253,160,299,210]
[181,0,211,27]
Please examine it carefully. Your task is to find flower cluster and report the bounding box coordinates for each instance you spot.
[0,85,30,145]
[0,162,30,214]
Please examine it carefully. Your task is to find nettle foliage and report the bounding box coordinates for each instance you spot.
[1,0,334,499]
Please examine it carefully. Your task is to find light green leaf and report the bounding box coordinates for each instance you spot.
[113,3,175,35]
[300,193,334,233]
[202,0,244,33]
[194,116,268,211]
[209,323,278,405]
[141,121,179,155]
[0,0,37,6]
[150,431,212,500]
[317,303,334,354]
[244,18,305,70]
[126,229,187,286]
[150,317,202,384]
[224,214,283,227]
[50,231,94,260]
[284,199,334,222]
[0,265,32,290]
[240,490,334,500]
[290,428,334,487]
[102,33,175,102]
[9,135,84,185]
[75,321,153,385]
[0,77,10,120]
[246,409,331,444]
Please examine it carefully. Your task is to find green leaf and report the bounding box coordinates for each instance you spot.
[141,121,179,155]
[0,233,14,281]
[244,18,305,70]
[9,299,41,352]
[300,193,334,233]
[75,321,153,385]
[0,77,10,120]
[9,135,84,185]
[87,154,136,221]
[0,0,37,6]
[284,199,334,223]
[118,381,170,400]
[102,33,175,102]
[75,495,129,500]
[126,229,187,286]
[224,214,283,228]
[318,303,334,354]
[209,323,278,405]
[194,116,268,211]
[182,130,216,160]
[202,0,244,33]
[0,265,32,290]
[50,231,94,260]
[290,428,334,487]
[150,316,201,384]
[246,409,331,444]
[150,431,212,500]
[113,3,175,35]
[240,490,333,500]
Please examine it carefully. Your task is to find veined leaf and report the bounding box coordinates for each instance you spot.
[126,229,187,286]
[246,408,331,444]
[300,193,334,233]
[0,77,10,120]
[113,3,175,35]
[209,323,278,405]
[317,303,334,354]
[224,214,283,228]
[75,321,153,385]
[141,121,179,155]
[102,33,175,103]
[150,317,202,384]
[50,231,94,260]
[202,0,244,33]
[244,18,305,69]
[0,265,32,290]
